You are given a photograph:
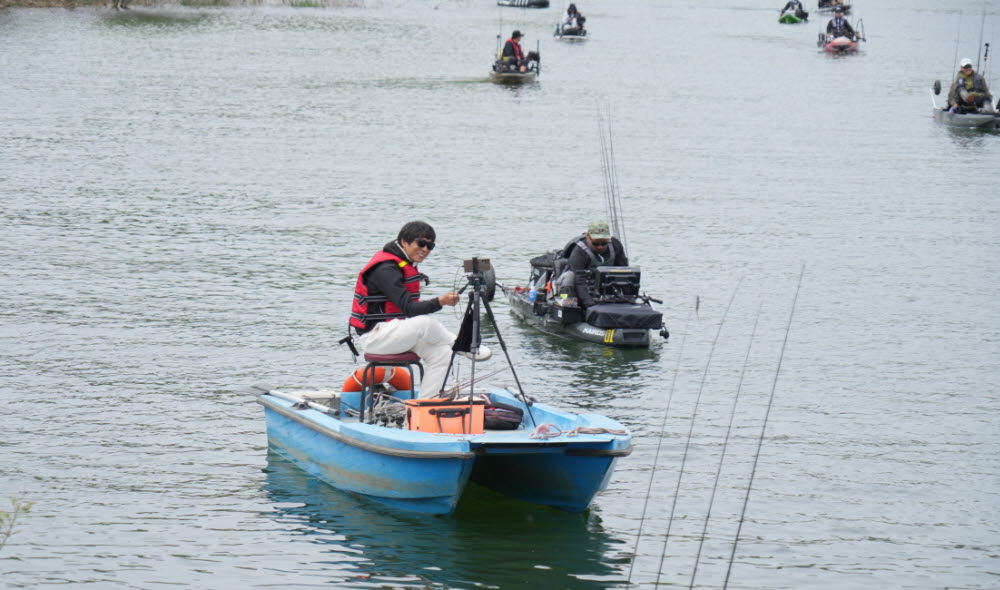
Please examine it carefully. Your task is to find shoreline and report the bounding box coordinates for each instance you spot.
[0,0,271,7]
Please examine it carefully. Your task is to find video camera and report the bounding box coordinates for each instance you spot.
[461,258,496,302]
[463,257,491,274]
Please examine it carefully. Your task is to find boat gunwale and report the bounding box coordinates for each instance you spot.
[259,395,476,460]
[261,394,630,457]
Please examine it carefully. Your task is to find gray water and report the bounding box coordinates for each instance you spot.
[2,0,999,588]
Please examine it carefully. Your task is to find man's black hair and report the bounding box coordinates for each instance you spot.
[398,221,436,243]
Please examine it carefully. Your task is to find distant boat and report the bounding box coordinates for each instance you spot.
[818,34,858,53]
[817,0,850,14]
[497,0,549,7]
[553,23,588,40]
[930,79,1000,130]
[817,18,864,54]
[490,41,540,84]
[779,12,804,24]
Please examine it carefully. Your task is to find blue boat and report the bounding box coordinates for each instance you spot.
[256,257,631,515]
[256,386,631,515]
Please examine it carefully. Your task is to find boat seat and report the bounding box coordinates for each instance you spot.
[359,352,425,424]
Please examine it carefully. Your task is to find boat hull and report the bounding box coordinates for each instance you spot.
[822,36,858,53]
[261,394,475,514]
[932,108,999,129]
[778,13,802,24]
[489,70,538,84]
[259,389,631,515]
[508,290,655,348]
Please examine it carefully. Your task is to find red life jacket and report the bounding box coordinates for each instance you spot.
[350,251,422,332]
[506,38,524,62]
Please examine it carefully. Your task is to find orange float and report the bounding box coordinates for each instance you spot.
[341,366,413,392]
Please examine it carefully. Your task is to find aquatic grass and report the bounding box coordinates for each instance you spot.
[0,495,33,551]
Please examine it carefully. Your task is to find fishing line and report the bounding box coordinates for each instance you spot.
[654,276,743,588]
[688,302,762,590]
[624,307,694,589]
[722,264,805,590]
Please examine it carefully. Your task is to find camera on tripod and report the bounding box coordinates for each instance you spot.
[462,258,496,302]
[463,257,491,274]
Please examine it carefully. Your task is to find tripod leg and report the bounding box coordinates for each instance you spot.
[481,298,536,427]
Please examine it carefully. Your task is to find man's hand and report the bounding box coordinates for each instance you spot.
[439,292,460,307]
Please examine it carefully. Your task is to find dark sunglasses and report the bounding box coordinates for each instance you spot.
[591,239,609,247]
[416,238,435,251]
[961,65,972,69]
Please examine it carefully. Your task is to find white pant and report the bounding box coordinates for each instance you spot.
[360,316,456,398]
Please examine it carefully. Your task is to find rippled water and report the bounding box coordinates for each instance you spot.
[2,0,998,588]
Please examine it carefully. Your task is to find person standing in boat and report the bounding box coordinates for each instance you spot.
[561,4,586,35]
[555,220,628,310]
[501,30,528,72]
[826,9,856,40]
[948,58,995,114]
[350,221,491,399]
[780,0,808,21]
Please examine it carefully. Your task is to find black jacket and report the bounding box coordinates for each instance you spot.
[357,241,441,334]
[567,237,628,307]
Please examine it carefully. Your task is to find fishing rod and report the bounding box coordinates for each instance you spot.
[976,4,986,71]
[688,302,762,590]
[624,308,694,589]
[952,12,963,77]
[722,264,805,590]
[597,104,627,253]
[654,276,743,588]
[441,368,508,398]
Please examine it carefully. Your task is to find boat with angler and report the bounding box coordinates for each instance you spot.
[502,241,668,348]
[929,34,999,130]
[490,41,540,84]
[930,79,999,129]
[816,0,850,14]
[253,259,631,515]
[818,10,863,53]
[554,4,587,40]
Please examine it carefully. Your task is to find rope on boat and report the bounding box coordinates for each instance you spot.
[529,423,627,439]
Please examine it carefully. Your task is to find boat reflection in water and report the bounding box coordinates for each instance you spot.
[261,451,628,588]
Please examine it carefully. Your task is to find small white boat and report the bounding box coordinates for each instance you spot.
[553,25,588,41]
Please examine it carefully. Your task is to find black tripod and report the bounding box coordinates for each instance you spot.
[443,257,535,427]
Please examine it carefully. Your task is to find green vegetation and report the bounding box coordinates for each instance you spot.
[0,496,33,551]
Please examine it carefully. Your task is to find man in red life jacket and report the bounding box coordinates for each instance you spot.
[350,221,491,398]
[501,30,527,72]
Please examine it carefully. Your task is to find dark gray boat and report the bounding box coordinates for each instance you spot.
[502,249,668,349]
[930,79,999,130]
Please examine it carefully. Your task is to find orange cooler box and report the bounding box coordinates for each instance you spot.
[405,398,485,434]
